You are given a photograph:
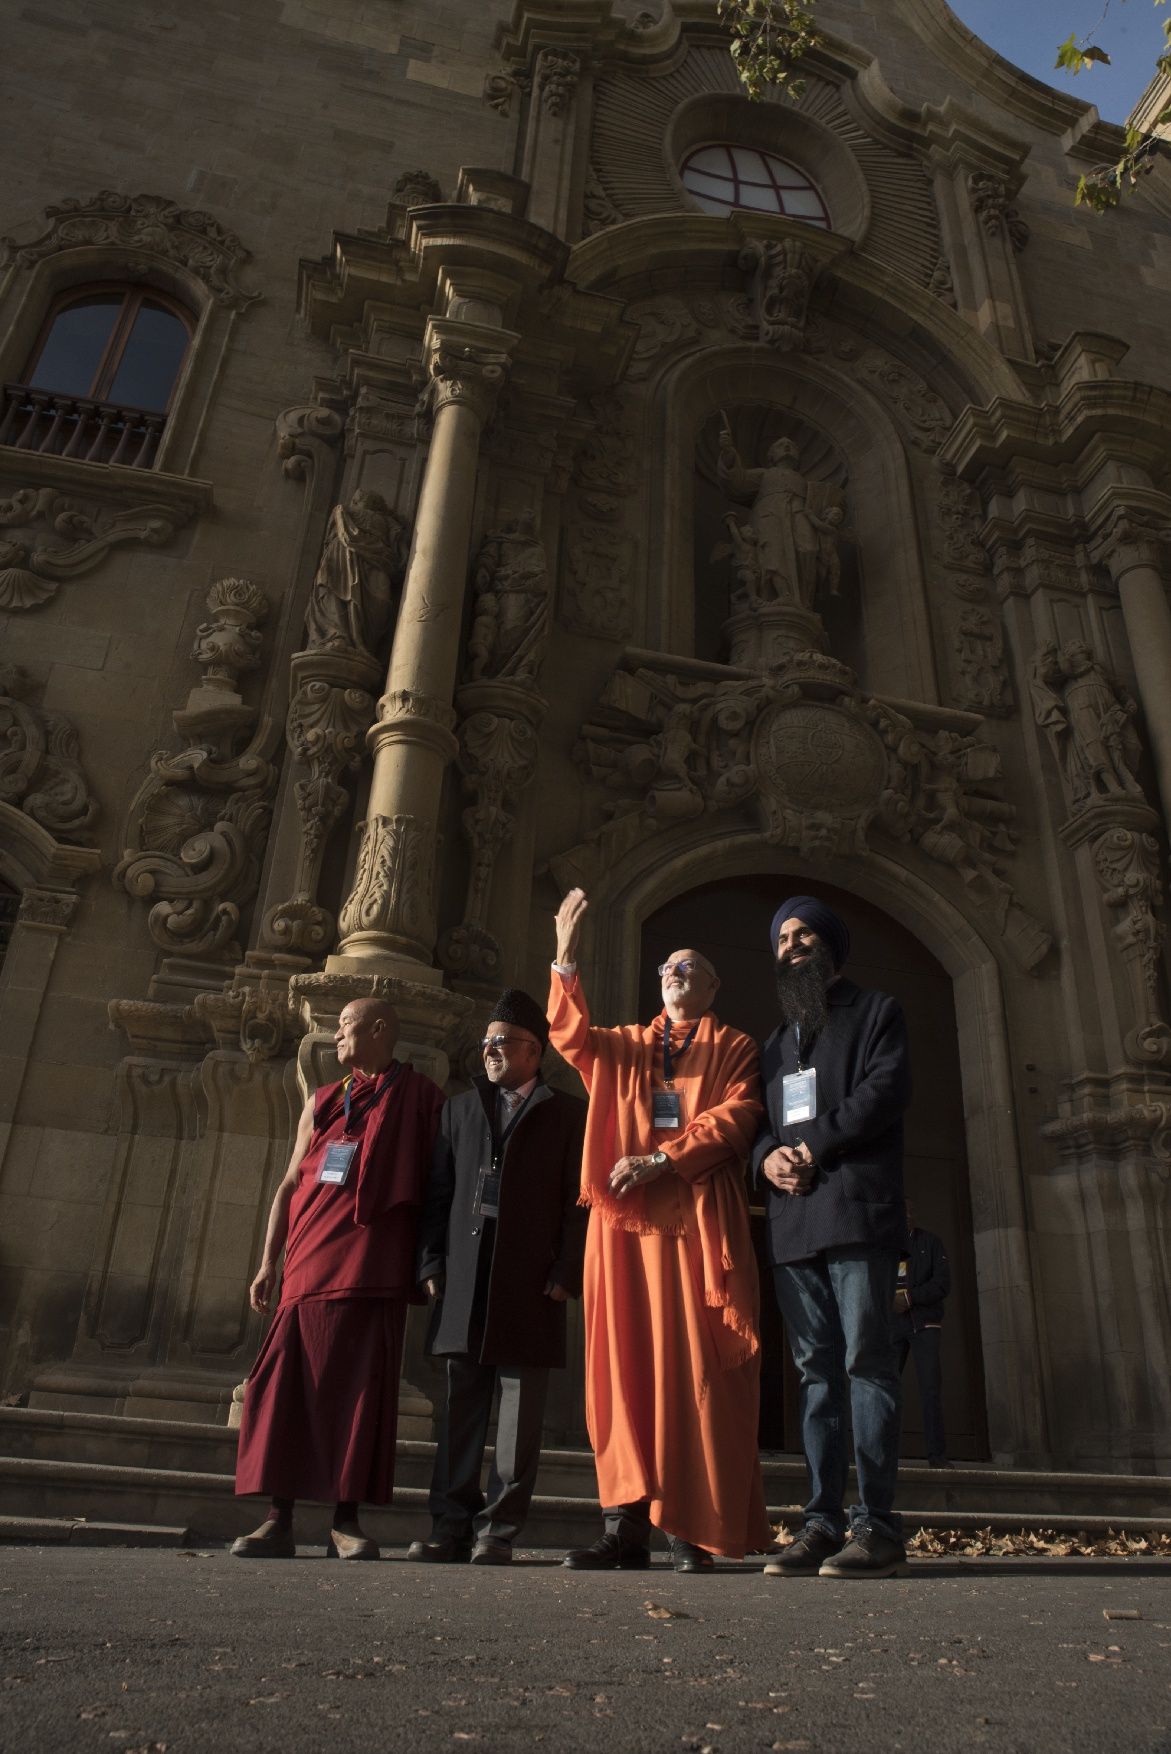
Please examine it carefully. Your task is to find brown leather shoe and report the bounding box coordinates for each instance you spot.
[229,1518,296,1559]
[326,1525,380,1561]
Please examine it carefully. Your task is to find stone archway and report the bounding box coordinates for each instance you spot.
[640,869,989,1460]
[563,824,1052,1467]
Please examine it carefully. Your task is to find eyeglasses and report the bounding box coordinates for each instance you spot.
[657,959,708,979]
[480,1033,539,1053]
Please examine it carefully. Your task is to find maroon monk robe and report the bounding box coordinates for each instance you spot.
[235,1061,444,1505]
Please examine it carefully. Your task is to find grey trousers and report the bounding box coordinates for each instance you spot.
[429,1354,550,1546]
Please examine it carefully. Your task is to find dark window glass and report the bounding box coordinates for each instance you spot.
[23,287,193,412]
[28,295,123,397]
[107,300,191,412]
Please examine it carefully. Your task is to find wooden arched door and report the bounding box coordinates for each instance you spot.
[640,871,989,1460]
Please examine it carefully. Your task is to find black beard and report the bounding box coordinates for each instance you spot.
[774,942,834,1044]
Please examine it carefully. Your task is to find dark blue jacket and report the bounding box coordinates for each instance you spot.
[752,977,911,1264]
[893,1227,950,1334]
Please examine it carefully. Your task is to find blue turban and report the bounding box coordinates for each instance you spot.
[769,895,850,970]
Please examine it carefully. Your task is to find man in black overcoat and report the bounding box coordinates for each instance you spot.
[408,987,587,1565]
[893,1201,952,1469]
[752,895,912,1580]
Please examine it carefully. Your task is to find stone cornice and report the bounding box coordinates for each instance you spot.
[941,381,1171,482]
[0,802,102,891]
[0,445,213,518]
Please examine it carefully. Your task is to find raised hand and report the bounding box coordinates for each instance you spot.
[555,887,589,966]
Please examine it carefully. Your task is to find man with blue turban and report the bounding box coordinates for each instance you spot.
[753,895,911,1579]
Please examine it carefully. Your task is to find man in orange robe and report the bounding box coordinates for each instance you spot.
[548,887,772,1571]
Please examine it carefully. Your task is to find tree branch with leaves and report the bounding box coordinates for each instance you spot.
[1057,0,1171,209]
[716,0,820,101]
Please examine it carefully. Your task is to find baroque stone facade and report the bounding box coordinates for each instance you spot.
[1,0,1170,1473]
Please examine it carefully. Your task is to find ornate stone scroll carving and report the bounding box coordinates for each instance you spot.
[928,257,958,308]
[0,665,99,843]
[1043,1072,1171,1175]
[1030,640,1144,813]
[626,298,699,382]
[536,48,582,116]
[1,191,261,311]
[304,490,408,659]
[0,483,195,610]
[482,69,530,117]
[806,324,951,454]
[275,404,345,484]
[967,173,1029,251]
[338,813,436,949]
[114,578,276,963]
[738,237,819,353]
[566,652,1051,971]
[261,650,378,958]
[583,166,625,236]
[467,513,551,685]
[439,682,544,983]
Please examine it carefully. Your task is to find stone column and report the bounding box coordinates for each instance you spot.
[332,317,517,977]
[1100,520,1171,828]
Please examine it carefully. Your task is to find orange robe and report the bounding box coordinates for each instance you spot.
[548,970,772,1557]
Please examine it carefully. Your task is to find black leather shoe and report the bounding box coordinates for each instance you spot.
[562,1532,651,1570]
[669,1537,714,1573]
[763,1526,844,1576]
[406,1535,472,1564]
[819,1524,908,1579]
[470,1538,512,1566]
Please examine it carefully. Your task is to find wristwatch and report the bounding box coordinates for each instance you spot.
[650,1150,669,1169]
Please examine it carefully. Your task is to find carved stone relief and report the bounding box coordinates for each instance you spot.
[0,664,99,842]
[338,813,436,949]
[536,48,582,116]
[1033,638,1170,1063]
[390,170,443,208]
[953,604,1011,715]
[275,404,345,484]
[738,237,819,353]
[114,577,277,963]
[565,651,1051,971]
[582,165,625,236]
[559,395,641,641]
[2,191,262,311]
[0,483,197,610]
[467,513,551,686]
[261,651,377,959]
[967,173,1030,252]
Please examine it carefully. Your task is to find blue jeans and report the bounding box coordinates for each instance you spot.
[773,1246,903,1543]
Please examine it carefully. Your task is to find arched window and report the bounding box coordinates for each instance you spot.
[1,284,194,469]
[680,145,831,228]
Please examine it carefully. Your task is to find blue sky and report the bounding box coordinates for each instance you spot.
[950,0,1167,121]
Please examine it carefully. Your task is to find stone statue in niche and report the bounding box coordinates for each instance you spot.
[716,419,844,610]
[305,489,406,658]
[1030,639,1144,811]
[466,510,550,686]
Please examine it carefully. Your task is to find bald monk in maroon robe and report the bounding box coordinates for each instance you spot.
[232,996,444,1560]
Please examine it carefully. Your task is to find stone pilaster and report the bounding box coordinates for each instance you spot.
[1093,513,1171,828]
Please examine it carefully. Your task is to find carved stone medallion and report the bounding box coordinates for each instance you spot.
[754,701,886,817]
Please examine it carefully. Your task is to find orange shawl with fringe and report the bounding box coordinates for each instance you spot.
[548,969,771,1557]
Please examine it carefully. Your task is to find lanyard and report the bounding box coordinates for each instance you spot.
[341,1061,402,1135]
[662,1016,699,1089]
[793,1025,819,1071]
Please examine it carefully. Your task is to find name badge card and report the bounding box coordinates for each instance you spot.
[781,1068,817,1126]
[652,1089,682,1130]
[317,1140,358,1186]
[474,1165,501,1219]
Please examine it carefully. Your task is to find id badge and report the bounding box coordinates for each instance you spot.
[781,1068,817,1126]
[317,1140,358,1186]
[652,1089,682,1130]
[474,1165,501,1219]
[897,1255,909,1287]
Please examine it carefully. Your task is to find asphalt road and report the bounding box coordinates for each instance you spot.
[1,1546,1169,1754]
